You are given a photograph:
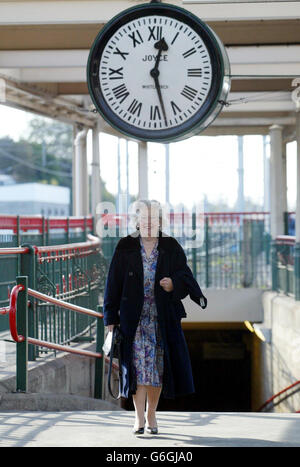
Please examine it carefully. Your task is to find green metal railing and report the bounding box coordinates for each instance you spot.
[102,211,273,291]
[272,236,296,298]
[0,216,108,364]
[182,212,271,290]
[30,234,107,360]
[0,215,97,334]
[1,276,105,398]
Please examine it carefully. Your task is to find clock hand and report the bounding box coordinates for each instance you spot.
[153,74,168,127]
[150,38,169,127]
[153,38,168,71]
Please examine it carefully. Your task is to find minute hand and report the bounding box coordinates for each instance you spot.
[150,38,169,127]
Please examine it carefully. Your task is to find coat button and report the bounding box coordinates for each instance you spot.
[129,271,133,276]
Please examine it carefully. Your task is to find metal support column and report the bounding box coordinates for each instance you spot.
[73,126,89,216]
[269,125,285,239]
[138,141,148,200]
[294,110,300,300]
[165,143,170,205]
[269,124,285,291]
[91,121,101,222]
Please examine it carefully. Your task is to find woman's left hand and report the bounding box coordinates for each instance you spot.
[159,277,174,292]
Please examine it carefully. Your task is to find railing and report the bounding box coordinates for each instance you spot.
[257,380,300,413]
[0,215,93,244]
[0,276,106,398]
[272,235,295,298]
[101,211,272,290]
[184,211,271,290]
[0,245,31,331]
[0,224,108,362]
[31,234,106,360]
[0,215,95,333]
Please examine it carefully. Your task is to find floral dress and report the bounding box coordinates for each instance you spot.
[131,236,164,387]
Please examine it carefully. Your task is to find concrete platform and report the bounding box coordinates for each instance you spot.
[0,410,299,447]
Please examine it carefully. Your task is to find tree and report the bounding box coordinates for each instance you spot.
[0,135,72,188]
[23,116,73,160]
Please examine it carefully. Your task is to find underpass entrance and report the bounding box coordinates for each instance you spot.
[122,325,253,412]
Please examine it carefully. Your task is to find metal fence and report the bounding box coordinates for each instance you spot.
[272,235,295,298]
[31,234,107,359]
[1,276,105,398]
[0,216,108,360]
[101,211,273,291]
[0,215,94,331]
[181,212,272,290]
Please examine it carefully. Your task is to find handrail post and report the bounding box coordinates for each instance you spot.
[94,305,104,399]
[20,244,36,361]
[16,276,28,393]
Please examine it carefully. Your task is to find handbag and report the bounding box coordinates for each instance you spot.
[102,325,123,399]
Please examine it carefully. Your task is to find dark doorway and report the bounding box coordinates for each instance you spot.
[121,328,252,412]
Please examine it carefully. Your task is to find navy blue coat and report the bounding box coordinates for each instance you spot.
[103,229,208,399]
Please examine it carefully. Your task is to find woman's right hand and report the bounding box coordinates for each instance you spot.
[107,324,114,332]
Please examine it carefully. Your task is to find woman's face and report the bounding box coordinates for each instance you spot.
[138,207,160,237]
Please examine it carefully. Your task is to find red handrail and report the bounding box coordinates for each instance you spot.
[27,288,103,319]
[0,306,9,315]
[0,247,30,255]
[276,235,296,245]
[257,380,300,412]
[8,284,26,343]
[0,215,93,233]
[8,283,106,361]
[27,337,102,359]
[35,234,100,254]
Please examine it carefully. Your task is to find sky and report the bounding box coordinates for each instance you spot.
[0,103,297,212]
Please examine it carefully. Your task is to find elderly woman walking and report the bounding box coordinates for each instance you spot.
[103,200,207,435]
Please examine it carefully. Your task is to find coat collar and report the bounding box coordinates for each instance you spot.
[116,229,173,252]
[116,230,169,287]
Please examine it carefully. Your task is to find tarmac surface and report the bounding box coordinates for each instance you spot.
[0,410,299,447]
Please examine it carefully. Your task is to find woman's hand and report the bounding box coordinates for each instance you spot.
[107,324,114,332]
[159,277,174,292]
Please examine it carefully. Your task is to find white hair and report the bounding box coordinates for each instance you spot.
[129,199,165,232]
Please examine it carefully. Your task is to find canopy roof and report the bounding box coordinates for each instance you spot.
[0,0,299,139]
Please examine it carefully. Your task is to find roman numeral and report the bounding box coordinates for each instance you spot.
[108,67,124,80]
[171,32,180,45]
[128,30,144,47]
[150,105,161,120]
[181,85,198,101]
[112,84,130,104]
[113,48,129,61]
[171,101,182,116]
[188,68,203,77]
[148,26,163,41]
[128,99,143,117]
[182,47,196,59]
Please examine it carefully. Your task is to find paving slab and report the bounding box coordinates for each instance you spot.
[0,410,299,447]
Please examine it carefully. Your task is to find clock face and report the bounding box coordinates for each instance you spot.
[87,4,230,142]
[100,15,212,131]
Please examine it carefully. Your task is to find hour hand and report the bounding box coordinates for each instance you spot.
[154,38,168,52]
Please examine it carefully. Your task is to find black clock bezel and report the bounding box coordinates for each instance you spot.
[87,2,229,142]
